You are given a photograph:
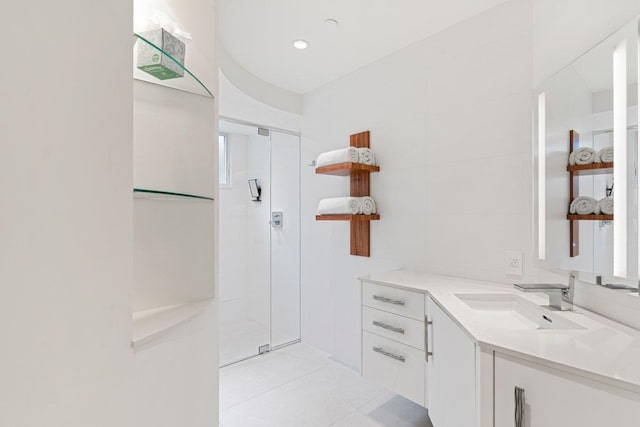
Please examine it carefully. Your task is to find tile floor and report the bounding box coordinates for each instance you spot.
[219,343,432,427]
[220,319,270,367]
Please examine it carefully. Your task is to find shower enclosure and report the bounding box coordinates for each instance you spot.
[218,118,301,366]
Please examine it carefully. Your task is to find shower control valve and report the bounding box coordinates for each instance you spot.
[270,211,283,228]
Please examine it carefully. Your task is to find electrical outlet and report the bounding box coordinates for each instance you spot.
[505,251,523,276]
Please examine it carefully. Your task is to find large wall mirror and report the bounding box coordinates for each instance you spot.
[534,17,639,290]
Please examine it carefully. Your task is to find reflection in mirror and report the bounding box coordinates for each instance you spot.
[535,17,639,289]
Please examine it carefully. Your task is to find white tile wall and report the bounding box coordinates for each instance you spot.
[301,0,534,368]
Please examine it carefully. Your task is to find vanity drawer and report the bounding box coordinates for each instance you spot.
[362,331,425,405]
[362,306,425,350]
[362,282,424,320]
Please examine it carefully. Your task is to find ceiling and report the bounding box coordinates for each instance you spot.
[217,0,511,94]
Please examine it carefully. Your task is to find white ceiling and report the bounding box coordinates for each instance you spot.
[217,0,511,94]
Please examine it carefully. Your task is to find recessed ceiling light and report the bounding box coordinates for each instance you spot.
[293,39,309,50]
[324,18,339,27]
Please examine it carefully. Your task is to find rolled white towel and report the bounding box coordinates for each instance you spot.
[318,197,362,215]
[597,197,613,215]
[569,151,576,166]
[572,147,596,165]
[595,146,614,163]
[357,148,376,165]
[359,197,377,215]
[569,196,598,215]
[316,147,359,168]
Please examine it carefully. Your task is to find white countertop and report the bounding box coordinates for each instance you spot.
[360,270,640,393]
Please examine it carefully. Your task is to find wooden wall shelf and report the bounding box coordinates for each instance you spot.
[315,162,380,176]
[316,214,380,221]
[316,130,378,257]
[567,130,614,257]
[566,214,613,221]
[566,162,613,175]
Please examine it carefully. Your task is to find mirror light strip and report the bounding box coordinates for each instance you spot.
[613,40,627,278]
[538,92,546,260]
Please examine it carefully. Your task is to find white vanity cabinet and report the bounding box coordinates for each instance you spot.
[361,282,426,405]
[360,281,480,424]
[494,353,640,427]
[426,297,477,427]
[361,273,640,427]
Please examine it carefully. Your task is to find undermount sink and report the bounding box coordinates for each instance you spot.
[455,293,585,331]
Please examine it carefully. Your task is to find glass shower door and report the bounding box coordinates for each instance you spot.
[219,121,272,366]
[218,120,301,366]
[269,130,301,349]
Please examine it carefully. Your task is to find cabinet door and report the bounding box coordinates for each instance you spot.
[495,353,640,427]
[426,297,476,427]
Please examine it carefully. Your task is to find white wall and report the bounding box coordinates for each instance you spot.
[0,0,134,425]
[300,0,640,370]
[132,310,217,427]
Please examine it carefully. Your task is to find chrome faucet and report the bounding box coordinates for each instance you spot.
[514,272,575,311]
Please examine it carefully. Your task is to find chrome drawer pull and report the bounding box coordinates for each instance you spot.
[373,346,406,363]
[425,318,433,362]
[515,387,525,427]
[373,320,405,334]
[372,295,405,306]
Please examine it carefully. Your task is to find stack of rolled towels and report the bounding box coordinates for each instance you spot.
[569,196,613,215]
[316,147,377,167]
[317,196,377,215]
[569,146,613,165]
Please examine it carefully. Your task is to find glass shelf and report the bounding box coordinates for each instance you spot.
[133,33,214,98]
[134,188,214,202]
